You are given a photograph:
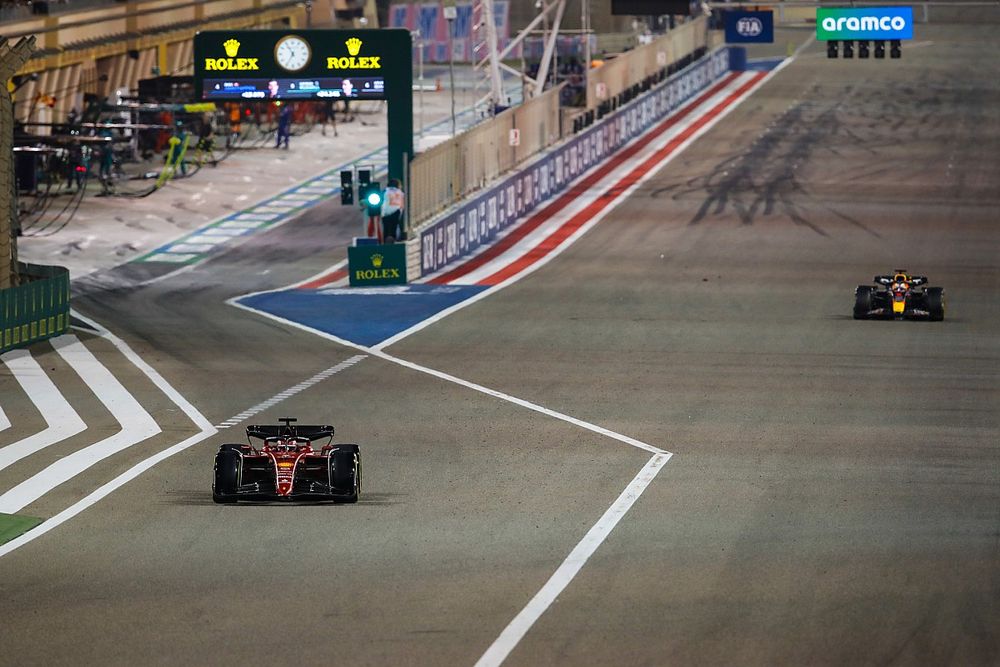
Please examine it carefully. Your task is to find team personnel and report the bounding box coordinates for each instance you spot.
[381,179,406,243]
[275,103,292,149]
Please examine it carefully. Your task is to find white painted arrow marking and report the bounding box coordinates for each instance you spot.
[0,335,161,514]
[0,345,87,471]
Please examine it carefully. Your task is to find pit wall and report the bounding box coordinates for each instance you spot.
[412,47,729,280]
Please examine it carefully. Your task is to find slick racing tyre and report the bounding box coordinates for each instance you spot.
[854,286,874,320]
[212,448,241,504]
[329,448,360,504]
[925,287,945,321]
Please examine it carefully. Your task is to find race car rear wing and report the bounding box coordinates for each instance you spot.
[246,423,335,442]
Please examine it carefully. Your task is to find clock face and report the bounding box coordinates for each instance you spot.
[275,36,311,72]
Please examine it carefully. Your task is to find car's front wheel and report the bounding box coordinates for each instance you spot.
[854,286,874,320]
[329,448,360,504]
[212,449,241,504]
[925,287,945,321]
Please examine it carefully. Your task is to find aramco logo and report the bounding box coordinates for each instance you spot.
[371,253,384,268]
[204,37,259,71]
[327,37,381,69]
[736,17,763,37]
[815,7,913,40]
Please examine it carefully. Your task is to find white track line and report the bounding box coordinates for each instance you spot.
[0,345,87,471]
[475,452,671,667]
[0,319,366,558]
[0,334,162,513]
[0,312,217,557]
[476,47,813,667]
[375,349,665,455]
[227,49,808,667]
[0,405,9,432]
[213,354,366,430]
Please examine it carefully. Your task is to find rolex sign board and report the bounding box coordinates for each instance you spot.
[194,29,411,102]
[724,10,774,43]
[348,244,407,286]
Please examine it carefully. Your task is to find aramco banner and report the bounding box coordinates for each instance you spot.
[815,7,914,41]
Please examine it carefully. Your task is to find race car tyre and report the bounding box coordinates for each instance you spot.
[926,287,945,321]
[854,286,874,320]
[212,449,241,504]
[330,448,360,503]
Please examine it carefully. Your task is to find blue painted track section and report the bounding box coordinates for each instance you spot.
[239,285,489,347]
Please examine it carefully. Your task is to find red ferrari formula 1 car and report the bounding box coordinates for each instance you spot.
[212,417,361,503]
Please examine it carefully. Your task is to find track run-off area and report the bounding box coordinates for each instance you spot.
[2,26,999,666]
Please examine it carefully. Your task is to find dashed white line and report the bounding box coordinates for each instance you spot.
[0,344,87,471]
[211,355,366,430]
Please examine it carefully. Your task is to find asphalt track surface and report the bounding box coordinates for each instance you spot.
[2,26,999,665]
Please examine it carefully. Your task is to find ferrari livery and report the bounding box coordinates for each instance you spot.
[854,270,945,321]
[212,417,361,503]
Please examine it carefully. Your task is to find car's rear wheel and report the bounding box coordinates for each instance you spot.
[330,448,360,504]
[925,287,945,321]
[213,449,241,504]
[854,286,874,320]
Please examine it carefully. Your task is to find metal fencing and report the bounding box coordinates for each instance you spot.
[1,263,70,353]
[408,83,564,229]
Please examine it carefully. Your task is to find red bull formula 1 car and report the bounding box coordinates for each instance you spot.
[212,418,361,503]
[854,270,945,321]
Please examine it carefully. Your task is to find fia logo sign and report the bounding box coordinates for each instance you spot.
[736,17,763,37]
